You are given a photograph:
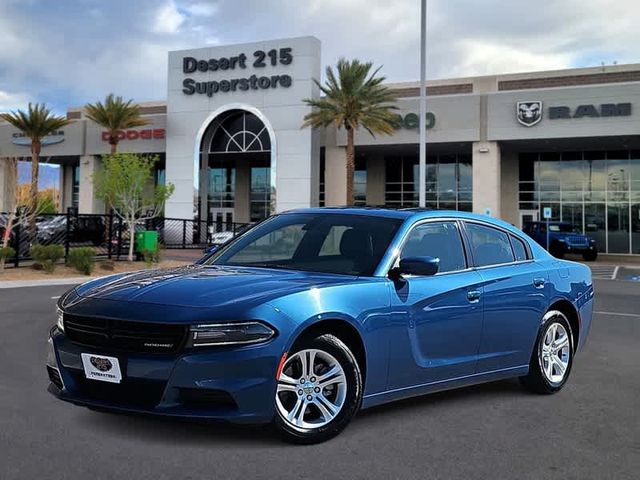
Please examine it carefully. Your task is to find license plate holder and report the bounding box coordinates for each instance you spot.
[80,353,122,384]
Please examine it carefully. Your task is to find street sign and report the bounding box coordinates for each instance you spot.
[543,207,552,219]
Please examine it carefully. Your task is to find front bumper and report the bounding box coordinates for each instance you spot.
[47,327,281,424]
[559,243,596,254]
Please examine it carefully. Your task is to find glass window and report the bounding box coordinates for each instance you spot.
[210,213,402,276]
[465,223,515,267]
[400,221,466,273]
[510,235,528,261]
[607,203,630,254]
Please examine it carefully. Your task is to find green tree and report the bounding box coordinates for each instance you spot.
[302,58,397,205]
[94,153,174,261]
[85,94,150,154]
[0,104,71,235]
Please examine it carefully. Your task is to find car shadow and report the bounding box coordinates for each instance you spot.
[357,378,525,420]
[76,410,283,447]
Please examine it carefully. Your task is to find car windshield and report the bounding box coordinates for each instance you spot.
[549,224,577,233]
[206,213,403,276]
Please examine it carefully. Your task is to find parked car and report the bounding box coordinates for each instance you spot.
[48,208,593,443]
[37,215,106,246]
[0,213,30,257]
[523,221,598,261]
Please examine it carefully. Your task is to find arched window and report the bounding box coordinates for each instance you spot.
[208,111,271,154]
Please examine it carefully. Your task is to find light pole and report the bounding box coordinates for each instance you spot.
[418,0,427,208]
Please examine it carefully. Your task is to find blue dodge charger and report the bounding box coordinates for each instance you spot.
[47,208,593,443]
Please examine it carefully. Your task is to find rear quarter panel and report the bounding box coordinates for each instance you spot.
[540,258,594,352]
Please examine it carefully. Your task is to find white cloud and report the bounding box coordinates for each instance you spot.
[0,90,31,112]
[153,1,185,34]
[184,1,218,17]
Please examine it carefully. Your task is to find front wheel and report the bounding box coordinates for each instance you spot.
[582,250,598,261]
[274,334,362,444]
[520,310,574,394]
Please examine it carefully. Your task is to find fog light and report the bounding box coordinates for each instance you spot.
[189,322,275,347]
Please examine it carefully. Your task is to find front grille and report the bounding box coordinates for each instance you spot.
[70,371,166,408]
[63,314,188,354]
[47,366,64,390]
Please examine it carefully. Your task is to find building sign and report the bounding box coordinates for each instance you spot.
[12,130,65,146]
[101,128,165,141]
[182,48,293,98]
[516,101,543,127]
[393,112,436,130]
[517,101,632,126]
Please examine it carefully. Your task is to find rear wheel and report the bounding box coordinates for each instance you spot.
[274,334,362,444]
[520,310,574,394]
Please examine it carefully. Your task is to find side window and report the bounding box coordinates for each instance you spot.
[400,221,466,273]
[510,235,529,261]
[465,223,515,267]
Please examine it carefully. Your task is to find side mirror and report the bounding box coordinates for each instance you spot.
[392,256,439,277]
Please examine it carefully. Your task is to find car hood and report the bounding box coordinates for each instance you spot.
[74,264,356,308]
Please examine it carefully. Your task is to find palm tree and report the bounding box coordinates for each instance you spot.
[0,104,71,235]
[302,58,397,205]
[85,94,150,154]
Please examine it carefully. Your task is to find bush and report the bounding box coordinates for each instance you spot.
[67,247,96,275]
[31,244,65,273]
[141,248,162,267]
[0,246,16,261]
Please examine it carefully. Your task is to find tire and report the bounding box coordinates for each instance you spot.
[520,310,574,394]
[550,244,564,259]
[274,334,362,444]
[582,250,598,261]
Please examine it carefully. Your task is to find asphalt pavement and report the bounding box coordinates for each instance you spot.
[1,280,639,480]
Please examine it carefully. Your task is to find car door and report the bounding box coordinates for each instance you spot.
[387,220,485,390]
[462,221,549,372]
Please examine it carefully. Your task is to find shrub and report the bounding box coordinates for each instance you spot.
[67,247,96,275]
[141,248,162,267]
[0,246,16,261]
[31,244,65,273]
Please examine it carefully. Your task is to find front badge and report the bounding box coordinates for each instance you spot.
[81,353,122,384]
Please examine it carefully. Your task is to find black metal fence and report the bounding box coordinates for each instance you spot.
[0,210,250,267]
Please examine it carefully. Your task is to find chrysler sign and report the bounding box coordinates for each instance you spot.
[182,47,293,98]
[517,101,632,127]
[12,130,65,146]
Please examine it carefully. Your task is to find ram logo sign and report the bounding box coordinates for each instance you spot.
[516,101,543,127]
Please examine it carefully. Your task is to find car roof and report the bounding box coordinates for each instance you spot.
[283,207,519,230]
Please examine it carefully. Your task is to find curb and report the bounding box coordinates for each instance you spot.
[0,277,95,289]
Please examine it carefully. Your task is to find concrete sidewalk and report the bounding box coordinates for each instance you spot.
[0,277,92,289]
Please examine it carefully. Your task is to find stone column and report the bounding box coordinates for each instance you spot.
[324,127,347,206]
[78,155,105,214]
[472,141,501,218]
[366,155,386,206]
[500,150,519,226]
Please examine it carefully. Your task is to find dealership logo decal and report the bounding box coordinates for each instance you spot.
[516,101,543,127]
[101,128,165,142]
[89,356,113,372]
[12,130,65,146]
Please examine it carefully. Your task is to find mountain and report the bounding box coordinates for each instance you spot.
[17,161,61,189]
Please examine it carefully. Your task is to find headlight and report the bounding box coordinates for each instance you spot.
[589,239,596,245]
[188,322,275,347]
[56,307,64,332]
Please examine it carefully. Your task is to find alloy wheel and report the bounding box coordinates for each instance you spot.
[539,321,571,385]
[275,349,347,430]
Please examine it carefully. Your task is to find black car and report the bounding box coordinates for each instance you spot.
[37,215,106,246]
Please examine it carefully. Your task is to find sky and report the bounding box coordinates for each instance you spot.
[0,0,639,114]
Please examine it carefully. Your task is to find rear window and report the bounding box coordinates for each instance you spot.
[510,235,529,261]
[465,223,515,267]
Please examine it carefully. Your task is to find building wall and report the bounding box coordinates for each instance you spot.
[164,36,322,219]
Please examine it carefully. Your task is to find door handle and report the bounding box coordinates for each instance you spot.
[467,290,481,302]
[533,277,546,289]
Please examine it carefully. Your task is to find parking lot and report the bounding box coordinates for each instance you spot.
[1,279,639,480]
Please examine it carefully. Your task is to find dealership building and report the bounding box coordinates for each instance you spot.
[1,36,640,254]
